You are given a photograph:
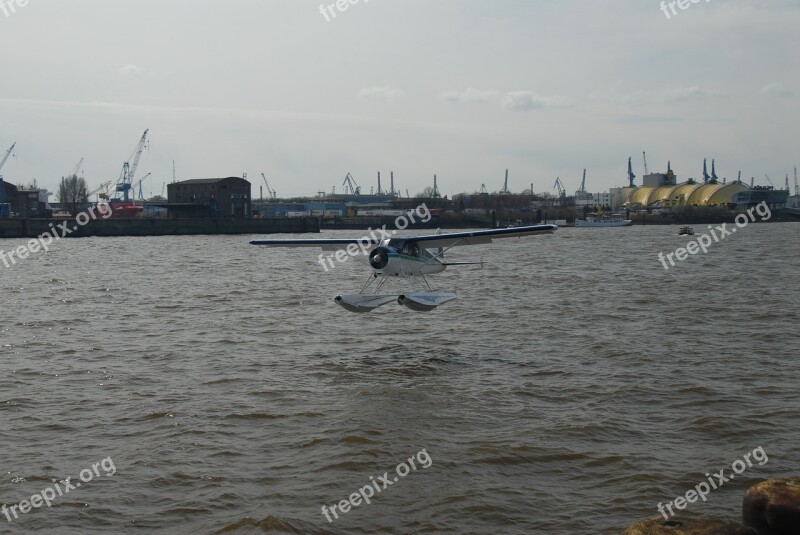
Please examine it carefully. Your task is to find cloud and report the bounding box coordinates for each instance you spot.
[357,86,405,102]
[759,82,795,98]
[440,87,501,104]
[442,87,566,110]
[117,64,155,77]
[504,91,566,111]
[665,86,727,102]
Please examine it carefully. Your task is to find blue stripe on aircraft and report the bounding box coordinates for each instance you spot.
[406,225,557,243]
[250,238,380,246]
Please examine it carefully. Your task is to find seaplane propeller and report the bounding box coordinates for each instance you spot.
[368,246,391,270]
[251,224,557,312]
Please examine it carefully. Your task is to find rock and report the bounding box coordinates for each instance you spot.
[743,477,800,535]
[621,516,758,534]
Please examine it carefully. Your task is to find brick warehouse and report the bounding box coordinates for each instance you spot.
[167,177,251,218]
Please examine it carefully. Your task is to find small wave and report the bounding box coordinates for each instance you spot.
[226,412,288,420]
[215,515,340,534]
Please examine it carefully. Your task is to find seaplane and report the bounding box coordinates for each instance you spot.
[250,224,557,312]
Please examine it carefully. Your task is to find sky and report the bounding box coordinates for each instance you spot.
[1,0,798,199]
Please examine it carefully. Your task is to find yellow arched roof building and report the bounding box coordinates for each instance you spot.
[628,187,654,206]
[669,183,702,204]
[625,181,749,207]
[698,182,749,206]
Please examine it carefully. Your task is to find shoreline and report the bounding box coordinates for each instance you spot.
[0,210,796,239]
[0,217,319,239]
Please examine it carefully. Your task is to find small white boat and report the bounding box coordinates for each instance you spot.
[575,213,632,227]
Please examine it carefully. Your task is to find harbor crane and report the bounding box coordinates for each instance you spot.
[0,142,14,216]
[703,159,710,183]
[764,174,775,188]
[132,172,152,200]
[343,173,361,195]
[577,169,587,195]
[261,173,277,199]
[500,169,510,194]
[553,177,567,205]
[627,157,636,187]
[71,157,85,179]
[84,181,112,202]
[0,142,16,180]
[116,129,149,201]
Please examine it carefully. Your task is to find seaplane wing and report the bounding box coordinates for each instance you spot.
[249,238,380,251]
[250,225,557,251]
[250,224,557,313]
[404,224,557,250]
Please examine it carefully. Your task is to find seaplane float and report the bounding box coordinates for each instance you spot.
[250,225,557,312]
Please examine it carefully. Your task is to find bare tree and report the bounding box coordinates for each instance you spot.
[58,174,88,215]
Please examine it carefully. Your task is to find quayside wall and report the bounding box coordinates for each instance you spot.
[0,217,320,239]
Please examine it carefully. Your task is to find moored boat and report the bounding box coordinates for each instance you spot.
[574,213,632,227]
[105,200,144,218]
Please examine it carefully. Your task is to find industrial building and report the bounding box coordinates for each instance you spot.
[167,177,251,218]
[0,180,52,218]
[252,193,400,218]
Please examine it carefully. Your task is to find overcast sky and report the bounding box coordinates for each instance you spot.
[1,0,798,198]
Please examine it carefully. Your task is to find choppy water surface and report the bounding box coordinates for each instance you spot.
[1,223,798,534]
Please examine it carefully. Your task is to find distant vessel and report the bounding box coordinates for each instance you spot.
[575,213,632,227]
[678,226,694,235]
[106,200,144,218]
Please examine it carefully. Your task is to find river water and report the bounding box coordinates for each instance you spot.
[1,223,798,534]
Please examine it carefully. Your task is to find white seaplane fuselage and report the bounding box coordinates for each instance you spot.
[333,237,454,312]
[370,238,447,277]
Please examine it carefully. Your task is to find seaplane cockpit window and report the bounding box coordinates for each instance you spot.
[388,239,405,250]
